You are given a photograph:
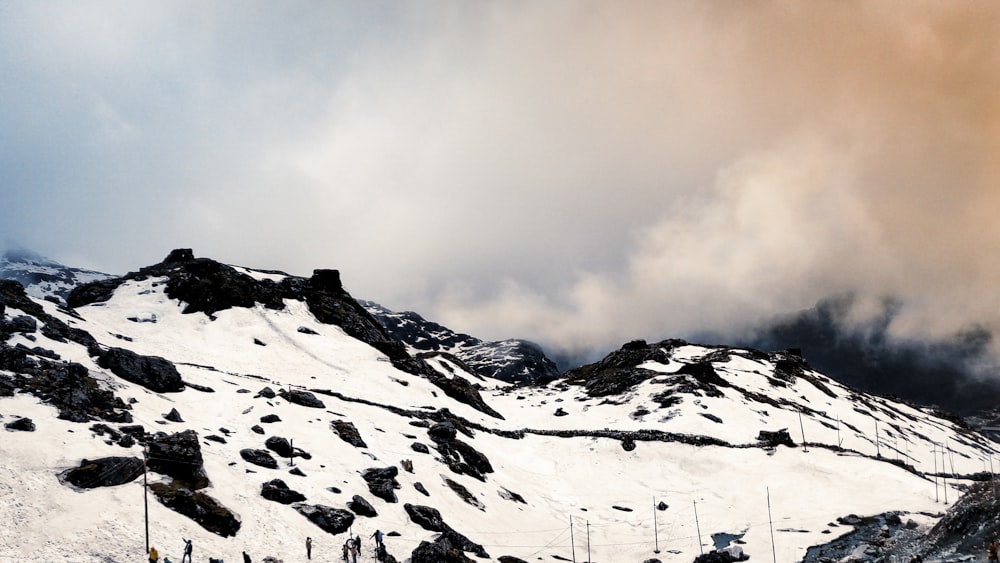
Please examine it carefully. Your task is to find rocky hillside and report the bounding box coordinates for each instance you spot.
[361,300,560,385]
[1,249,998,563]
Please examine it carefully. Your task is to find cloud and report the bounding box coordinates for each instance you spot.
[1,2,999,365]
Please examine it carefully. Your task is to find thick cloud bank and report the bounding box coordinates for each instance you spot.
[1,2,998,374]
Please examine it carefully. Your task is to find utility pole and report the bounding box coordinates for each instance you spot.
[570,516,576,563]
[586,520,591,563]
[942,448,949,504]
[143,445,150,556]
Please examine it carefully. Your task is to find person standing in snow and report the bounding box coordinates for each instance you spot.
[342,541,350,561]
[242,550,251,563]
[148,545,159,563]
[180,538,193,563]
[306,536,313,560]
[370,529,384,556]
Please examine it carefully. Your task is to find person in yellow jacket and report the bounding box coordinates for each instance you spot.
[148,546,159,563]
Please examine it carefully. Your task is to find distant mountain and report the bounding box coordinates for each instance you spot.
[360,300,560,385]
[1,248,998,562]
[722,293,1000,416]
[0,248,113,302]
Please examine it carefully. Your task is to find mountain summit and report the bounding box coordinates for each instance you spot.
[0,249,997,562]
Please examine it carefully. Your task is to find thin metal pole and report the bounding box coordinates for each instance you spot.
[990,454,996,500]
[767,487,777,563]
[799,413,807,452]
[942,448,949,504]
[875,420,880,457]
[653,496,660,554]
[143,445,150,556]
[693,500,703,555]
[933,445,939,502]
[570,516,576,563]
[587,520,591,563]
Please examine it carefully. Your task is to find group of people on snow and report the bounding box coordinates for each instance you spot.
[147,530,386,562]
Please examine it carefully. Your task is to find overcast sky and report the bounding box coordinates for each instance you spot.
[2,2,999,361]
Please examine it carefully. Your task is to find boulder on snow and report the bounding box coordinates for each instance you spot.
[331,420,367,448]
[240,448,279,470]
[757,428,796,448]
[293,503,355,535]
[347,494,378,517]
[4,417,35,431]
[60,456,144,488]
[97,347,184,393]
[279,389,325,409]
[163,408,184,422]
[149,481,241,537]
[261,479,306,504]
[146,429,209,489]
[362,466,401,503]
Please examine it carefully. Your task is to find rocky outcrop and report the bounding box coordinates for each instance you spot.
[4,417,35,431]
[293,503,355,535]
[97,347,184,393]
[279,389,325,409]
[362,466,401,503]
[331,420,367,448]
[60,456,144,488]
[347,495,378,517]
[240,449,279,470]
[146,430,209,489]
[403,503,489,559]
[261,479,306,504]
[149,481,241,537]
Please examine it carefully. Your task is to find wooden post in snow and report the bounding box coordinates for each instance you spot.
[799,413,807,453]
[570,516,576,563]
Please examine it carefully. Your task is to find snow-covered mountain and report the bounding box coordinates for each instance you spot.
[0,248,113,303]
[360,301,560,386]
[1,249,998,563]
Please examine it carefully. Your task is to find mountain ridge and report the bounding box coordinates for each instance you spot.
[1,249,998,562]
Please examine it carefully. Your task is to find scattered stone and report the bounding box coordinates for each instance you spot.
[362,466,401,503]
[97,347,184,393]
[411,441,430,454]
[257,387,276,399]
[260,414,281,424]
[251,425,265,434]
[149,481,241,537]
[279,389,325,409]
[146,429,209,489]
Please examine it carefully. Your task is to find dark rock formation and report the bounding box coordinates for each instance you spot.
[257,387,276,399]
[331,420,367,448]
[293,503,355,535]
[97,347,184,393]
[60,456,144,488]
[428,422,457,444]
[149,481,241,537]
[261,479,306,504]
[403,503,488,558]
[411,441,429,454]
[362,466,401,503]
[4,417,35,431]
[146,430,209,489]
[164,408,184,422]
[498,557,530,563]
[279,389,325,409]
[260,414,281,423]
[0,348,130,423]
[347,495,378,517]
[757,428,796,448]
[240,449,279,470]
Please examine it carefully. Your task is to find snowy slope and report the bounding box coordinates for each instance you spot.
[1,251,997,563]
